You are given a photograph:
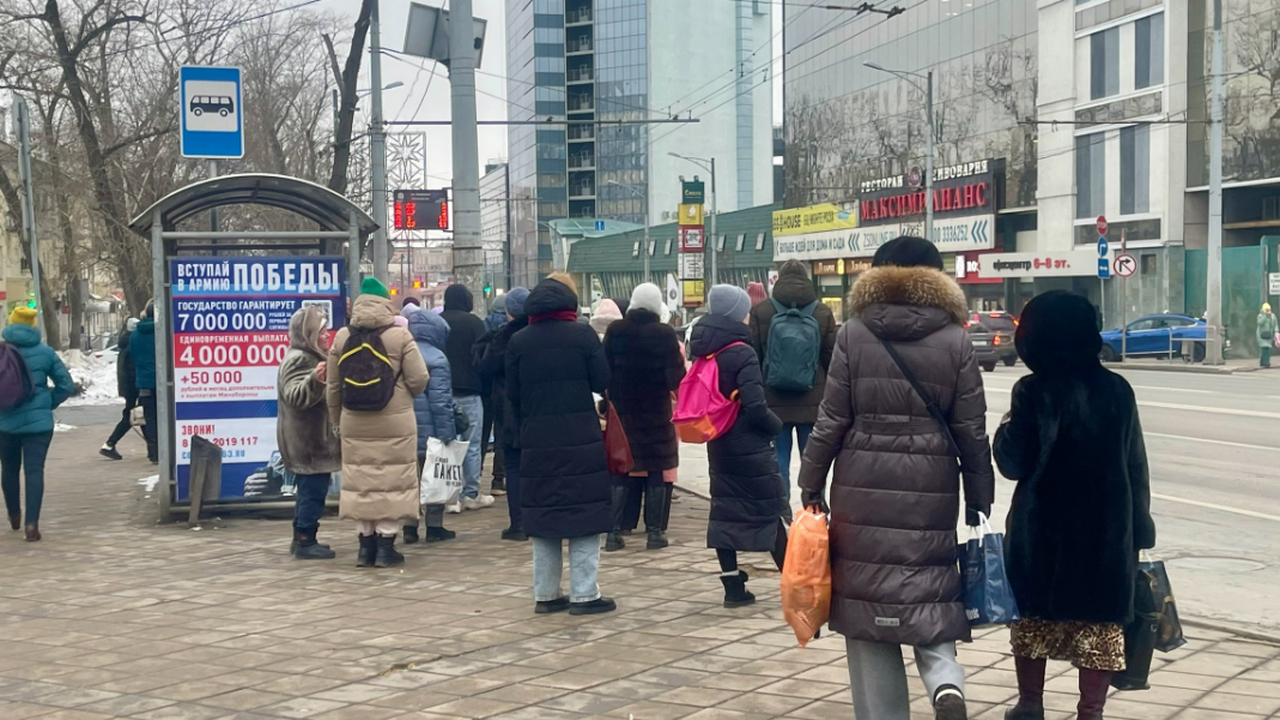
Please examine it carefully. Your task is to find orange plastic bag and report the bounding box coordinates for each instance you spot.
[781,508,832,647]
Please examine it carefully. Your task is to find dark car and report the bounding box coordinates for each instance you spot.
[1100,313,1221,362]
[968,312,1018,370]
[967,321,1015,372]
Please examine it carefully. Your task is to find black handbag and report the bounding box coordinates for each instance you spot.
[1138,560,1186,653]
[1113,558,1184,691]
[453,406,472,439]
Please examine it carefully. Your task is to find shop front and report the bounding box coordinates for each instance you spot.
[975,250,1104,316]
[954,248,1007,312]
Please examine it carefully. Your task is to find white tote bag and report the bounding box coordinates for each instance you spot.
[420,438,468,506]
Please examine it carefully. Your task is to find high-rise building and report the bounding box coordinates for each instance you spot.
[506,0,775,287]
[480,161,511,291]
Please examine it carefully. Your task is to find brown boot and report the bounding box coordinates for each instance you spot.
[1005,656,1046,720]
[24,523,40,542]
[8,515,19,531]
[1078,669,1113,720]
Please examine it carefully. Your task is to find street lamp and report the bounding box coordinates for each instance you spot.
[668,152,717,286]
[604,181,650,282]
[865,62,934,242]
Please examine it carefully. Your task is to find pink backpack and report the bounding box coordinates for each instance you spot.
[673,341,747,443]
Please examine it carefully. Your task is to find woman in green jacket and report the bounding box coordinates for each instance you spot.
[1258,303,1279,368]
[0,306,75,541]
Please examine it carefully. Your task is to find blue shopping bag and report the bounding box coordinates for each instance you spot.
[959,514,1021,627]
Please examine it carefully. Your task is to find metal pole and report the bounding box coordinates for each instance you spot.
[151,211,172,516]
[449,0,485,314]
[643,209,651,284]
[1206,0,1225,365]
[709,158,718,286]
[369,0,390,283]
[348,210,362,302]
[924,70,934,243]
[207,160,220,232]
[12,95,41,336]
[1121,232,1128,360]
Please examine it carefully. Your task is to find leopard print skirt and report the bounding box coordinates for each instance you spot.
[1010,619,1126,671]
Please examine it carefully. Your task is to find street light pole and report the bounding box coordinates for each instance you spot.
[1206,0,1225,365]
[369,0,389,283]
[865,62,934,241]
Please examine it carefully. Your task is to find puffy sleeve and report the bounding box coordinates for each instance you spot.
[326,329,346,427]
[734,349,781,437]
[663,326,686,392]
[951,337,995,511]
[397,330,429,397]
[278,353,325,412]
[993,377,1040,482]
[1126,389,1156,550]
[584,328,610,395]
[799,324,853,496]
[427,356,455,440]
[46,351,75,409]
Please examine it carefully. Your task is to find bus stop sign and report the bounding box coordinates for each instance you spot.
[180,66,244,159]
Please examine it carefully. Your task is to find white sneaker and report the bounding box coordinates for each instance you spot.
[461,495,495,511]
[445,502,462,514]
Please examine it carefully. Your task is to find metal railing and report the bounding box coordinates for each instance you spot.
[566,8,593,24]
[568,154,595,169]
[567,39,594,54]
[567,67,594,83]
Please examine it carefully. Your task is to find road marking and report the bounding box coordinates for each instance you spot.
[1139,400,1280,420]
[1145,432,1279,453]
[1129,385,1212,394]
[1152,493,1280,523]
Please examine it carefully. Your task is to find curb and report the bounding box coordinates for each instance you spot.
[1103,361,1242,374]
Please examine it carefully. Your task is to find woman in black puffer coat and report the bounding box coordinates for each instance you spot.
[506,275,615,616]
[689,284,786,608]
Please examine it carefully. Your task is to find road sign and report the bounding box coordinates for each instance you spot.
[594,220,605,232]
[1097,237,1109,257]
[1113,253,1138,278]
[180,66,243,159]
[1097,258,1111,279]
[1096,215,1108,237]
[1269,272,1280,296]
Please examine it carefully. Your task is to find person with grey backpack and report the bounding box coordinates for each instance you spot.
[748,260,837,520]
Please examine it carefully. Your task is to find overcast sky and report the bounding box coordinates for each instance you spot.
[316,0,784,189]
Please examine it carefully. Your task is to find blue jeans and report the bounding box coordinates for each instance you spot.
[775,423,812,499]
[532,535,602,603]
[0,431,52,525]
[455,394,484,498]
[292,472,330,532]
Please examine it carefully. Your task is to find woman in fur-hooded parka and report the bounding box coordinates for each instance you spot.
[277,306,340,476]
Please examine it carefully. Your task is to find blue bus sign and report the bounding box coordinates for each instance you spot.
[180,66,244,159]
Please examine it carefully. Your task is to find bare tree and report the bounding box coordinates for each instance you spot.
[323,0,373,195]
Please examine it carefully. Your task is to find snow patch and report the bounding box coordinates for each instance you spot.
[61,351,124,407]
[54,422,76,433]
[137,474,160,492]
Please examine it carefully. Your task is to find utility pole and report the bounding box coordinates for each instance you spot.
[709,159,717,286]
[12,95,42,336]
[1206,0,1225,365]
[449,0,485,313]
[924,69,934,242]
[369,0,390,283]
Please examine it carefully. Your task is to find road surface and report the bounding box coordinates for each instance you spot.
[678,365,1280,636]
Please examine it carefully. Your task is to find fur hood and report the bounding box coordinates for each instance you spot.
[848,265,968,326]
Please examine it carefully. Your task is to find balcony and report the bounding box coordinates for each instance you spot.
[568,153,595,170]
[567,38,594,55]
[566,7,593,25]
[569,183,596,199]
[567,124,595,141]
[568,94,594,112]
[567,67,594,84]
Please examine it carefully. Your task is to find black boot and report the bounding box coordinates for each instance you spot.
[645,481,671,550]
[720,570,756,608]
[374,535,404,568]
[403,524,420,544]
[426,526,457,542]
[290,524,332,555]
[356,534,377,568]
[292,529,336,560]
[500,526,527,541]
[606,482,628,552]
[8,515,19,531]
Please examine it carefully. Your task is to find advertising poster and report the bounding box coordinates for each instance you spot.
[170,257,346,501]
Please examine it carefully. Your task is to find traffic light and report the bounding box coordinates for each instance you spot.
[484,283,492,297]
[413,277,423,289]
[389,286,399,296]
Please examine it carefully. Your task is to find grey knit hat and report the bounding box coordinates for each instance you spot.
[707,284,751,323]
[505,287,531,318]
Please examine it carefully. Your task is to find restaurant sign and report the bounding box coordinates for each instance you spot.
[774,214,996,263]
[859,158,1004,227]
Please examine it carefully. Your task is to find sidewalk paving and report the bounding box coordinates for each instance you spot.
[1,423,1279,720]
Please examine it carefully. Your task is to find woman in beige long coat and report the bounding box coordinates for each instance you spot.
[326,278,429,568]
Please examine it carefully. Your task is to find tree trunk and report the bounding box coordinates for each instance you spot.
[324,0,374,195]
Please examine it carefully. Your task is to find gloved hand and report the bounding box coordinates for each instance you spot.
[801,489,829,515]
[966,504,991,527]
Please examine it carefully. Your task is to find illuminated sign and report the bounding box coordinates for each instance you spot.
[393,189,450,231]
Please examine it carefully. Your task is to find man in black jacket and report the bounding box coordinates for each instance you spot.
[477,287,530,540]
[507,276,614,616]
[100,318,139,460]
[441,284,491,510]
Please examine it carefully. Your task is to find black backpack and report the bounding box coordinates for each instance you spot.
[338,325,400,412]
[0,342,35,410]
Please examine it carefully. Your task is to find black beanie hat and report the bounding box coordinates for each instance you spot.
[871,235,944,271]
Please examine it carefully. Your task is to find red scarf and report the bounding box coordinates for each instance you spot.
[530,309,578,324]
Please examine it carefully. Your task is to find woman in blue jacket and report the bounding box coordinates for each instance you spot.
[404,307,459,542]
[1,307,75,541]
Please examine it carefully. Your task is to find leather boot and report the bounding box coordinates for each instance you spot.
[403,524,420,544]
[645,481,671,550]
[24,523,40,542]
[290,524,331,554]
[8,515,19,531]
[719,570,755,608]
[355,534,377,568]
[606,482,628,552]
[292,529,335,560]
[374,535,404,568]
[1005,657,1046,720]
[1078,669,1113,720]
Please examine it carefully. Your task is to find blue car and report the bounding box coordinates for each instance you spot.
[1100,314,1211,362]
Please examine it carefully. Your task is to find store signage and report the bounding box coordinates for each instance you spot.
[981,251,1101,279]
[954,250,1004,285]
[859,158,1004,227]
[772,203,858,236]
[679,226,704,251]
[860,159,995,193]
[682,180,706,205]
[678,203,704,227]
[170,257,346,502]
[679,252,704,280]
[682,279,705,306]
[774,215,996,262]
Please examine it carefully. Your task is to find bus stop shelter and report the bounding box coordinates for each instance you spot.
[129,173,376,518]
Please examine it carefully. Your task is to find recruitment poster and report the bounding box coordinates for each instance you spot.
[170,257,346,501]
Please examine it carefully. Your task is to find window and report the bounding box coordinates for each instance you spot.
[1076,133,1106,219]
[1089,27,1119,99]
[1120,125,1150,215]
[1135,14,1164,89]
[735,234,745,251]
[755,233,766,251]
[1128,318,1157,331]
